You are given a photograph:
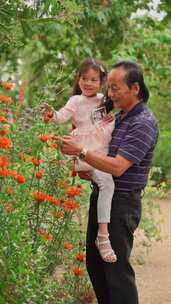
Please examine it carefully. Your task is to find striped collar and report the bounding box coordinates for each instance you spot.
[115,101,146,125]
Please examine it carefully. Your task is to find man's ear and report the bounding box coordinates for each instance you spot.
[131,82,140,96]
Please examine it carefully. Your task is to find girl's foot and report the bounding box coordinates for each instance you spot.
[95,233,117,263]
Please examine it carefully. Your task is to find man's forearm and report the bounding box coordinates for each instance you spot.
[62,136,133,176]
[83,150,121,176]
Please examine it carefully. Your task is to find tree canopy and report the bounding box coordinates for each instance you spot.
[1,0,171,177]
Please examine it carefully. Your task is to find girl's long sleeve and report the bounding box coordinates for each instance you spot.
[52,99,75,124]
[52,107,73,124]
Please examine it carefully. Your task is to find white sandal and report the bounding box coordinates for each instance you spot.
[95,233,117,263]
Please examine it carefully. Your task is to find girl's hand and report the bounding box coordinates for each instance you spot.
[39,102,54,123]
[102,112,114,124]
[78,171,92,181]
[39,102,54,113]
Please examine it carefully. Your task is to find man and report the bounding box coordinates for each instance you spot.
[62,61,158,304]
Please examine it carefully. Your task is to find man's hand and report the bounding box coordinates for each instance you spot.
[62,135,83,156]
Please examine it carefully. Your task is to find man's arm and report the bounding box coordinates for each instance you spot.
[62,136,133,177]
[83,151,133,176]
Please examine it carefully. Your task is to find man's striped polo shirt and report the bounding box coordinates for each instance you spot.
[108,101,159,191]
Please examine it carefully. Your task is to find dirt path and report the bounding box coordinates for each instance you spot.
[55,197,171,304]
[135,196,171,304]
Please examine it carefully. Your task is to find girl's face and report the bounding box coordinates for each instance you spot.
[78,68,101,97]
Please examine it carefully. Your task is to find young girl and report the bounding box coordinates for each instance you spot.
[41,58,117,263]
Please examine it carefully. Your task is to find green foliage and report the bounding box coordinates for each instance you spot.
[0,83,90,303]
[0,0,138,108]
[0,1,171,302]
[110,18,171,180]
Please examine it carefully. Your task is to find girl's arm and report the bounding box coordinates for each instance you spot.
[40,101,74,124]
[52,106,73,124]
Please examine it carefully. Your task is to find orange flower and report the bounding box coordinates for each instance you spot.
[63,199,80,211]
[14,174,26,184]
[0,94,12,105]
[0,169,10,177]
[52,211,64,219]
[66,186,82,197]
[31,158,44,166]
[19,152,31,161]
[0,169,16,177]
[0,128,9,136]
[0,137,12,149]
[6,186,14,195]
[0,116,7,123]
[35,169,45,179]
[37,229,53,241]
[32,191,47,202]
[50,143,59,149]
[38,134,52,143]
[72,266,84,277]
[56,179,70,189]
[9,169,17,177]
[64,242,73,250]
[1,81,15,90]
[76,253,86,262]
[46,195,61,206]
[4,202,15,213]
[0,156,10,167]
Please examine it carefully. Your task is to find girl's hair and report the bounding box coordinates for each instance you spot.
[103,95,114,113]
[112,60,149,103]
[72,58,107,95]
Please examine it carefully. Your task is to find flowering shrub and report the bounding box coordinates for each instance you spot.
[0,81,92,303]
